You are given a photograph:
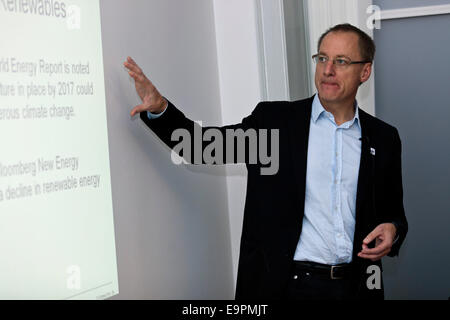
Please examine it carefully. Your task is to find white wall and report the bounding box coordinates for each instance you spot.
[212,0,264,287]
[100,0,235,299]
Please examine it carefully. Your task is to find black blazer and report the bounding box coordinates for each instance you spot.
[140,95,408,300]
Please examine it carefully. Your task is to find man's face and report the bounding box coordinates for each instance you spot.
[314,31,371,105]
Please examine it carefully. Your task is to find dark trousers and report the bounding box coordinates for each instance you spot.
[286,261,358,300]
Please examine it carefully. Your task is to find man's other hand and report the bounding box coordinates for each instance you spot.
[357,223,397,261]
[123,56,168,116]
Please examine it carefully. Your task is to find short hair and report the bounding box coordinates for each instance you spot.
[317,23,376,62]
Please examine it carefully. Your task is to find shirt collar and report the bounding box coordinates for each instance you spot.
[312,94,360,127]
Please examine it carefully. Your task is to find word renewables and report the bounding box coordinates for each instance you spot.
[1,0,67,18]
[171,124,279,176]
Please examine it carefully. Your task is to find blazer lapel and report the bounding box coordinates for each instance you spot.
[353,108,374,260]
[287,96,313,243]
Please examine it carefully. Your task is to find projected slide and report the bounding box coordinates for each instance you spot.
[0,0,118,299]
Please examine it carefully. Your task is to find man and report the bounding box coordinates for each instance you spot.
[124,23,408,300]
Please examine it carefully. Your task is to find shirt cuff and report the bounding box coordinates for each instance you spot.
[391,221,400,244]
[393,234,400,244]
[147,100,168,119]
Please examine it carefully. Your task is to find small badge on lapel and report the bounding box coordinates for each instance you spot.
[370,147,376,156]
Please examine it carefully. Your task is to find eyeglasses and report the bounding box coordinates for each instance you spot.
[312,54,371,68]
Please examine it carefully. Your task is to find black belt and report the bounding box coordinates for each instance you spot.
[292,261,354,280]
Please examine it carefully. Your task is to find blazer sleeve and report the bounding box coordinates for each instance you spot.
[384,128,408,257]
[139,98,267,165]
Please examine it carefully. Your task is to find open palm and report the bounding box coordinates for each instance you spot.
[123,56,167,116]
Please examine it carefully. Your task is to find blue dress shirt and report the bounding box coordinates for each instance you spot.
[293,94,361,265]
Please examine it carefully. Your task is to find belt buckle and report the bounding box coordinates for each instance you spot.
[330,265,343,280]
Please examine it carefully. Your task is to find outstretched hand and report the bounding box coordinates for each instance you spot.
[358,223,397,261]
[123,56,167,116]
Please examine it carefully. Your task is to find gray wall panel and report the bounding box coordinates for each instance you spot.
[374,0,450,10]
[283,0,311,100]
[374,14,450,299]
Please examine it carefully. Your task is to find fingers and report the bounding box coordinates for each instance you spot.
[360,240,390,255]
[126,56,138,68]
[357,224,393,261]
[358,247,391,261]
[124,63,143,77]
[130,104,147,117]
[127,56,136,65]
[363,226,382,246]
[124,59,153,88]
[128,71,146,83]
[123,56,160,115]
[124,56,144,75]
[358,225,393,261]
